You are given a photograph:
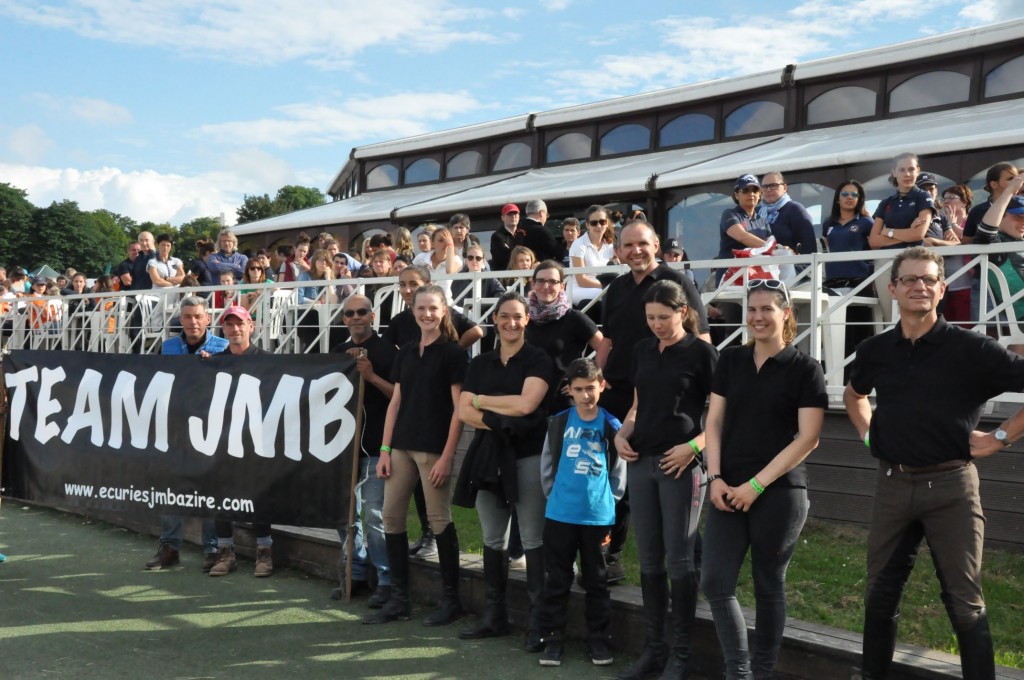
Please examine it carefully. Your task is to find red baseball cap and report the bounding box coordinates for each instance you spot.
[221,305,253,324]
[501,203,520,216]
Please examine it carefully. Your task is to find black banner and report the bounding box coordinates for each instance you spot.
[2,350,360,528]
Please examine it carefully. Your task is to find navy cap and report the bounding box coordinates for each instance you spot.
[664,238,685,255]
[916,173,938,188]
[734,174,760,191]
[1006,195,1024,215]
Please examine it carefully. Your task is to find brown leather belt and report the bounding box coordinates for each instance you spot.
[893,460,970,474]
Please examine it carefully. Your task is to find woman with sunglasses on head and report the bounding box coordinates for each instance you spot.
[567,205,616,308]
[368,284,468,627]
[702,279,826,680]
[413,226,463,303]
[455,291,553,652]
[613,279,719,680]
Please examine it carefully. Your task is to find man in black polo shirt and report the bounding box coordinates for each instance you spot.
[845,246,1024,680]
[331,294,398,608]
[595,220,711,584]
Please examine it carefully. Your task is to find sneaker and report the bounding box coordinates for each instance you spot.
[253,546,273,578]
[413,534,437,560]
[587,638,614,666]
[201,552,218,572]
[539,639,564,667]
[509,554,527,570]
[208,546,237,576]
[144,544,179,570]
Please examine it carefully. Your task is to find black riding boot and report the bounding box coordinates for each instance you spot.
[855,612,899,679]
[459,547,510,639]
[660,573,698,679]
[955,610,995,680]
[423,523,463,626]
[616,572,669,680]
[362,533,411,624]
[523,547,546,652]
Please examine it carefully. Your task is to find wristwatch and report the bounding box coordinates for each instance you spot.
[994,427,1011,447]
[887,229,895,239]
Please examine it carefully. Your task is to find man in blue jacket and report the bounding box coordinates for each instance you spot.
[144,295,228,571]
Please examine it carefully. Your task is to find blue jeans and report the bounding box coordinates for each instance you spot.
[337,456,389,585]
[702,485,808,680]
[159,515,217,553]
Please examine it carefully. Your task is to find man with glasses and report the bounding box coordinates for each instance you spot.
[759,171,816,255]
[331,294,398,607]
[845,246,1024,680]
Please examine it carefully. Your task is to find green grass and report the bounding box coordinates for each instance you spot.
[418,507,1024,669]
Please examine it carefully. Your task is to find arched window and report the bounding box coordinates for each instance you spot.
[889,71,970,113]
[725,101,784,137]
[985,55,1024,98]
[599,124,650,155]
[365,163,399,190]
[404,158,440,185]
[492,142,531,171]
[446,151,484,178]
[546,132,592,163]
[658,113,715,147]
[806,86,877,125]
[665,192,732,288]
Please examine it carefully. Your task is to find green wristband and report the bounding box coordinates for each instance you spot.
[864,433,870,447]
[688,439,701,455]
[473,395,481,410]
[380,446,392,454]
[749,477,765,495]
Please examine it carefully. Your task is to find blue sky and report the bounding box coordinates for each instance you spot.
[1,0,1021,226]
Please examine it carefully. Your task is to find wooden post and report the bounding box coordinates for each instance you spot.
[344,354,366,603]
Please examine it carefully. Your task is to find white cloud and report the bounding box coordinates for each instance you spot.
[539,0,572,10]
[0,162,268,226]
[5,125,55,164]
[502,7,526,18]
[30,93,134,125]
[0,0,500,68]
[958,0,1024,23]
[197,92,486,148]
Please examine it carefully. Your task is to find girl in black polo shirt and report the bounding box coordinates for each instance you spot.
[456,292,553,652]
[366,284,467,627]
[702,280,827,680]
[613,280,719,680]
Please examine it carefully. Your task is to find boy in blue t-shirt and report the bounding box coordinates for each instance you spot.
[537,358,626,668]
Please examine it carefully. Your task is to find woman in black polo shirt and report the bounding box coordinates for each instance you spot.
[366,284,467,627]
[455,292,553,652]
[613,280,719,680]
[869,152,936,321]
[702,279,827,680]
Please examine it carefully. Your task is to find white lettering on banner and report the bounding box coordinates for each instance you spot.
[307,372,355,463]
[4,361,356,462]
[227,374,304,459]
[35,367,66,445]
[108,371,175,452]
[61,369,105,446]
[4,366,40,440]
[189,372,232,456]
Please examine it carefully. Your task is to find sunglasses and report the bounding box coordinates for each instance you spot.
[738,187,761,194]
[840,191,859,199]
[343,308,371,318]
[465,255,485,261]
[588,219,608,227]
[747,278,790,305]
[247,266,262,271]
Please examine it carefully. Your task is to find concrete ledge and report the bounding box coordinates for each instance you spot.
[65,508,1024,680]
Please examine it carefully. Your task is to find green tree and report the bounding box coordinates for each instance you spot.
[236,193,276,224]
[274,185,326,213]
[33,200,124,276]
[175,216,223,261]
[0,183,36,270]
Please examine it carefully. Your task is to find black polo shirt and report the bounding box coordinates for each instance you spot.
[463,342,553,459]
[333,332,398,457]
[603,264,711,390]
[383,307,478,348]
[390,339,468,454]
[525,310,598,410]
[849,317,1024,466]
[630,334,719,456]
[712,344,827,488]
[872,187,935,250]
